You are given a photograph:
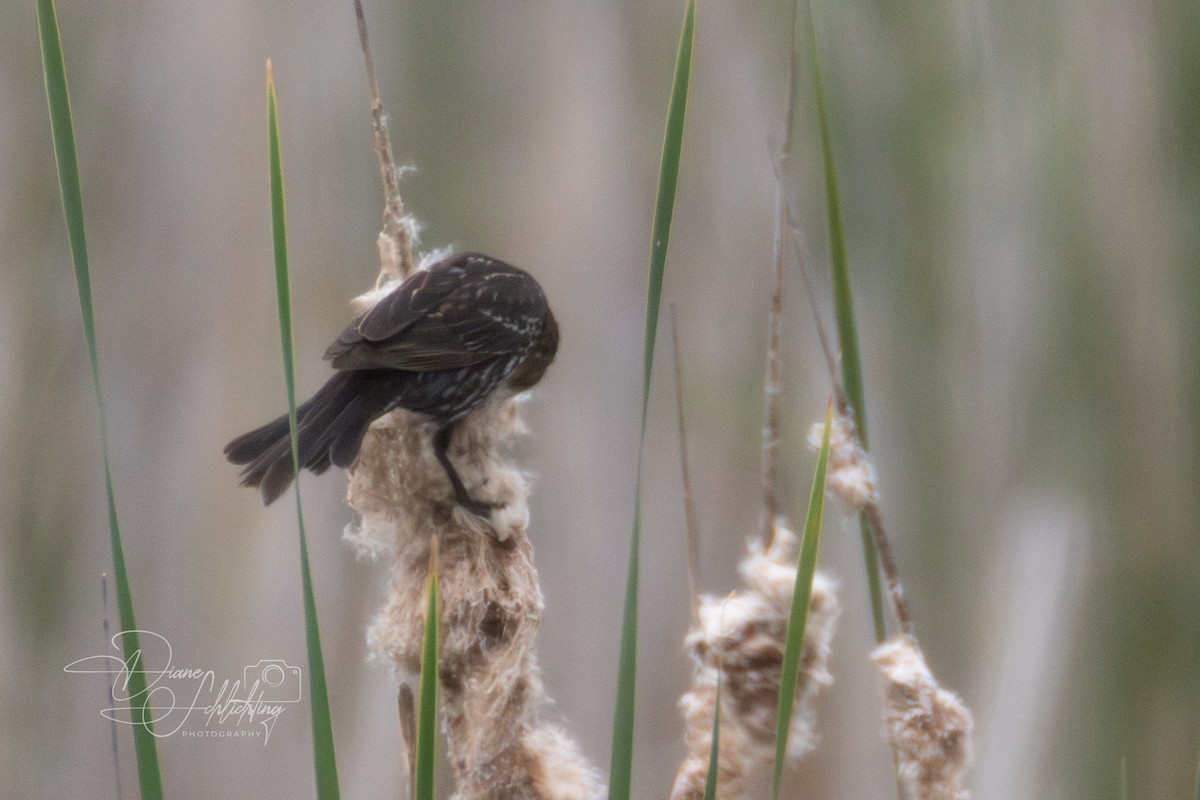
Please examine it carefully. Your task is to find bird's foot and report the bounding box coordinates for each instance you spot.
[448,493,519,543]
[458,495,498,518]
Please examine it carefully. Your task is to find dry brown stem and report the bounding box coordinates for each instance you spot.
[354,0,416,282]
[759,195,787,541]
[347,9,597,797]
[806,410,914,636]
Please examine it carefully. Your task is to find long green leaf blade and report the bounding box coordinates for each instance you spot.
[805,2,886,643]
[414,541,440,800]
[610,484,642,800]
[37,2,165,796]
[266,65,341,800]
[609,3,695,799]
[770,399,834,800]
[807,7,863,445]
[641,0,695,418]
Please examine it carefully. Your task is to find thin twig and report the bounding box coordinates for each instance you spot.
[761,192,786,543]
[788,224,849,418]
[863,502,913,636]
[770,2,845,417]
[761,0,804,544]
[671,305,702,623]
[789,213,910,637]
[776,0,908,642]
[785,219,910,637]
[790,209,908,635]
[354,0,415,281]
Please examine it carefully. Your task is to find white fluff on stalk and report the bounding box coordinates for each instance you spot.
[671,522,840,800]
[346,389,599,800]
[873,634,975,800]
[806,412,879,512]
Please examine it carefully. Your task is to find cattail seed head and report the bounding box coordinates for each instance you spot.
[873,635,974,800]
[806,412,879,511]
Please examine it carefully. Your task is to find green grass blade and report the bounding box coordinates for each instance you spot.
[805,1,886,643]
[266,65,341,800]
[806,5,863,445]
[769,399,834,800]
[297,528,339,799]
[609,3,695,799]
[414,542,440,800]
[702,675,721,800]
[859,515,886,642]
[609,484,641,800]
[641,0,695,419]
[36,2,165,796]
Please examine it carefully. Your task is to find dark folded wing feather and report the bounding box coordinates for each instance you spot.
[323,253,547,372]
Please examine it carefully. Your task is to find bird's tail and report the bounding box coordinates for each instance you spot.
[225,370,398,504]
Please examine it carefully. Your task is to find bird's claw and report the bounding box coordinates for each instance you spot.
[459,496,497,518]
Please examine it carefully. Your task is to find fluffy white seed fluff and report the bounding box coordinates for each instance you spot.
[671,522,840,800]
[872,635,974,800]
[806,412,879,511]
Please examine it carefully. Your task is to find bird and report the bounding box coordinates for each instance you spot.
[224,252,559,513]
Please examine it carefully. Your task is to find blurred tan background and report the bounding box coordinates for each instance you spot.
[3,0,1198,798]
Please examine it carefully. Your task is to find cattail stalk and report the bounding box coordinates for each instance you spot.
[805,412,976,798]
[354,0,416,283]
[345,392,601,800]
[348,9,596,796]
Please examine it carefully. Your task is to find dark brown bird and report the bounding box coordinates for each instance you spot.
[225,252,559,512]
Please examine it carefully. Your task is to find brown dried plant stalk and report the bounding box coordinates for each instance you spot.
[805,411,976,799]
[354,0,416,283]
[348,7,598,796]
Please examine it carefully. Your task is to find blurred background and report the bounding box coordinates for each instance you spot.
[3,0,1198,797]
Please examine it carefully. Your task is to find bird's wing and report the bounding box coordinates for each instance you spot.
[323,254,546,372]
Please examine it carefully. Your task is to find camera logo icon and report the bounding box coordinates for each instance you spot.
[243,660,302,703]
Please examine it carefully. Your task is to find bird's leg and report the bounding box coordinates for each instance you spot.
[433,425,494,517]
